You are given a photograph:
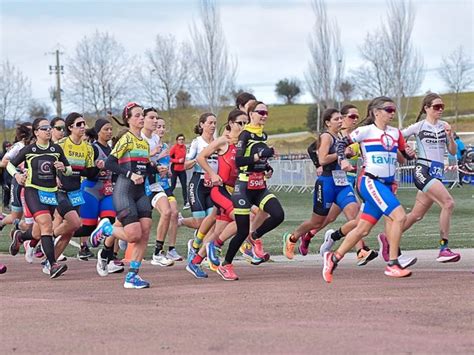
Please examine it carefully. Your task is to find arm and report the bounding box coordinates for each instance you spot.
[444,124,457,156]
[235,131,260,167]
[397,131,415,161]
[197,137,226,183]
[317,133,337,166]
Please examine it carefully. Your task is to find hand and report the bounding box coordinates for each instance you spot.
[210,173,223,186]
[258,147,274,159]
[316,166,323,176]
[157,147,169,160]
[96,160,105,169]
[157,165,168,177]
[444,123,454,139]
[178,158,185,163]
[340,159,353,172]
[405,145,416,159]
[344,146,355,158]
[54,161,65,171]
[131,173,144,185]
[56,176,63,189]
[15,173,26,186]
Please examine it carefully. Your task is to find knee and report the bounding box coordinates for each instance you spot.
[272,208,285,226]
[161,208,172,220]
[443,198,455,212]
[170,210,178,220]
[392,213,407,226]
[127,227,142,243]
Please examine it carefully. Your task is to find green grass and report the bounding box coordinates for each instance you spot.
[1,185,472,259]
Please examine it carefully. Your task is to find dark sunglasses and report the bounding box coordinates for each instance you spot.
[346,114,359,120]
[38,125,52,132]
[381,106,397,114]
[234,121,246,126]
[253,110,268,116]
[54,126,65,131]
[74,121,86,128]
[431,104,445,111]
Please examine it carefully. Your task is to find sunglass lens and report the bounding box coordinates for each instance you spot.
[432,104,444,111]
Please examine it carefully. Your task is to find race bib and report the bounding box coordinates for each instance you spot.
[247,172,266,190]
[67,189,85,207]
[101,180,113,196]
[38,190,58,206]
[332,170,349,186]
[429,161,444,179]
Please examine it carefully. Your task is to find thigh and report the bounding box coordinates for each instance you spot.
[25,187,56,218]
[423,178,453,207]
[80,187,100,225]
[99,195,116,219]
[358,177,399,224]
[313,176,336,216]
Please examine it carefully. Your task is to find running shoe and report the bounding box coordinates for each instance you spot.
[34,245,44,258]
[41,260,50,275]
[124,273,150,289]
[24,241,35,263]
[283,232,296,260]
[322,252,337,283]
[217,263,239,281]
[299,232,312,256]
[186,239,196,264]
[57,254,67,262]
[9,229,22,256]
[239,240,253,260]
[436,248,461,263]
[89,218,114,248]
[384,264,412,278]
[249,254,270,265]
[398,255,417,269]
[186,261,208,279]
[206,241,221,268]
[356,247,378,266]
[77,245,94,261]
[96,249,109,277]
[377,232,390,262]
[166,249,183,262]
[183,203,191,210]
[111,254,125,267]
[107,260,124,274]
[249,236,268,260]
[320,229,335,257]
[50,263,68,279]
[151,251,174,267]
[0,264,6,274]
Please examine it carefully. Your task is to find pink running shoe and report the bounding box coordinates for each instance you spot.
[298,232,312,256]
[436,248,461,263]
[377,233,389,262]
[34,245,44,258]
[0,264,6,274]
[249,236,267,260]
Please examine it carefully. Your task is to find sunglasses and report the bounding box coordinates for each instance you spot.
[38,125,52,132]
[253,110,268,116]
[234,121,247,126]
[74,121,86,128]
[346,114,359,120]
[54,126,65,131]
[381,106,397,114]
[431,104,445,111]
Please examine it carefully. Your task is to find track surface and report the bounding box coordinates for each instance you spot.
[1,250,473,354]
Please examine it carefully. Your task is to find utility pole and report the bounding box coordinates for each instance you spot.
[48,49,64,117]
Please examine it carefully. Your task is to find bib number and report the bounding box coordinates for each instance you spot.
[101,180,113,196]
[247,173,266,190]
[429,161,444,179]
[67,190,85,207]
[332,170,349,186]
[38,190,58,206]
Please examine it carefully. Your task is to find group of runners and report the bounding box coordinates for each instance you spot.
[0,92,463,287]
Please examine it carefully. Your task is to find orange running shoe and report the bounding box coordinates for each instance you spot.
[249,236,266,259]
[322,252,338,283]
[283,232,296,259]
[384,264,412,278]
[217,263,239,281]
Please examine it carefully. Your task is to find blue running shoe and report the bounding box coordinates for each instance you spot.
[124,272,150,289]
[206,241,221,268]
[186,239,196,264]
[186,261,208,279]
[89,218,114,248]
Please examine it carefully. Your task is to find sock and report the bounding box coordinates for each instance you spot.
[127,260,141,276]
[168,246,175,251]
[81,241,88,248]
[30,238,39,248]
[440,238,449,250]
[388,259,400,267]
[192,254,203,265]
[250,231,260,240]
[192,231,206,249]
[331,228,345,241]
[154,240,164,255]
[102,245,114,262]
[21,228,33,241]
[332,252,343,263]
[41,235,56,266]
[215,238,224,248]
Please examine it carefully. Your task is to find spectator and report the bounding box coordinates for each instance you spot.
[169,134,189,209]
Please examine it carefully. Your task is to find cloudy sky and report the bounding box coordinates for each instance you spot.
[1,0,473,112]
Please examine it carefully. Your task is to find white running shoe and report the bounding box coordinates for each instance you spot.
[24,241,35,264]
[57,254,67,262]
[166,249,183,261]
[320,229,335,257]
[96,249,109,277]
[107,260,124,274]
[398,255,417,269]
[41,260,50,275]
[151,251,174,267]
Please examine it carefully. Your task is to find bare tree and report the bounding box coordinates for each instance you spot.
[305,0,344,112]
[66,30,133,117]
[28,100,51,118]
[134,65,165,110]
[0,60,32,140]
[439,46,474,122]
[189,0,237,114]
[353,0,424,128]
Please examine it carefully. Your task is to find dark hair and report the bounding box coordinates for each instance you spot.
[176,134,185,141]
[50,116,64,128]
[358,96,395,126]
[121,102,143,127]
[340,104,357,116]
[2,141,11,153]
[143,107,158,117]
[194,113,215,135]
[236,92,256,111]
[32,117,50,139]
[225,109,247,131]
[322,108,340,129]
[85,128,98,142]
[415,93,442,122]
[64,112,83,135]
[14,122,32,143]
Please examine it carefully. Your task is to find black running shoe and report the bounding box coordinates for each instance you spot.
[9,230,22,256]
[50,263,68,279]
